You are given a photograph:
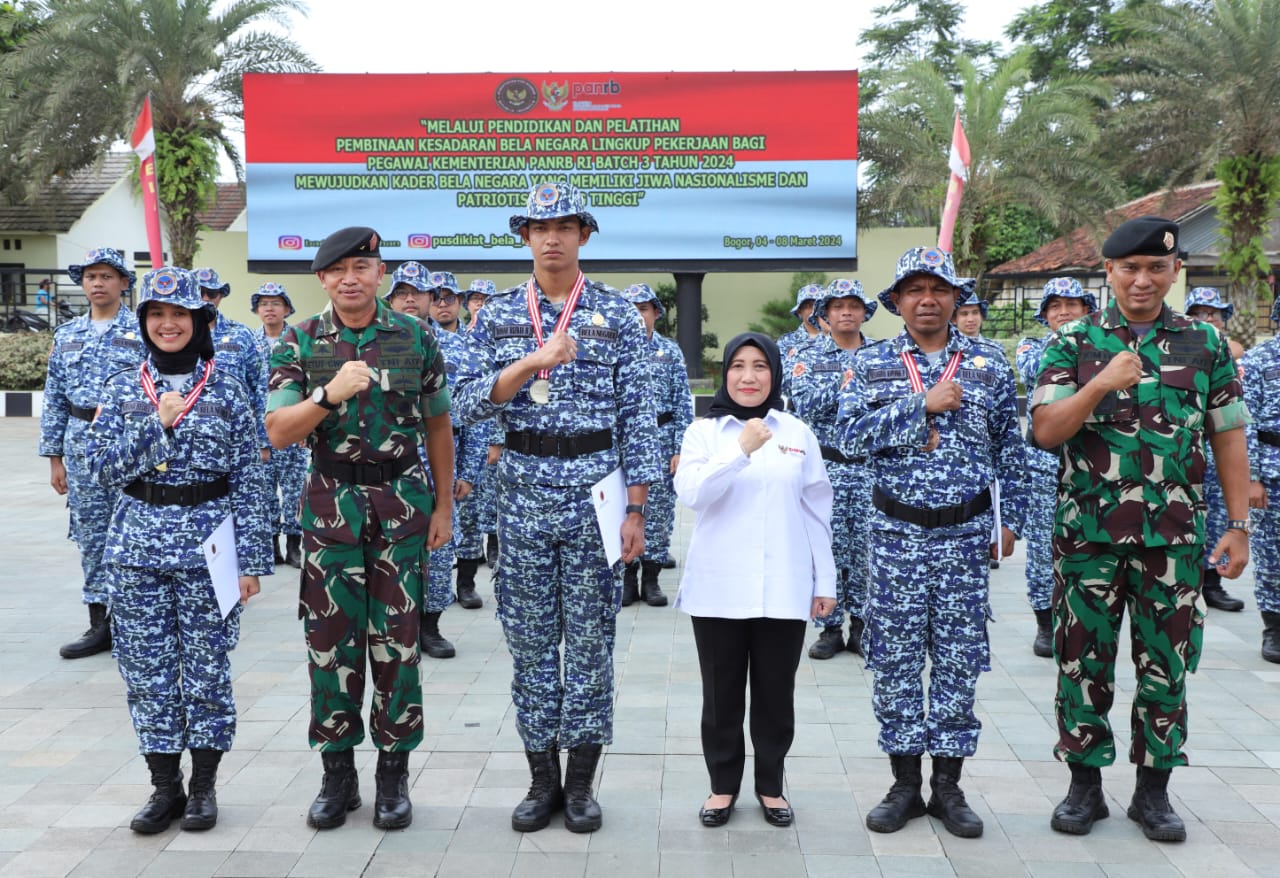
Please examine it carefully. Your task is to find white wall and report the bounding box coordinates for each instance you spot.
[58,175,168,277]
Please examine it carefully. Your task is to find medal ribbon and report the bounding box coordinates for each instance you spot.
[526,271,585,379]
[899,349,962,393]
[140,360,214,427]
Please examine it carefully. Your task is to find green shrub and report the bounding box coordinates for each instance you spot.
[0,331,53,390]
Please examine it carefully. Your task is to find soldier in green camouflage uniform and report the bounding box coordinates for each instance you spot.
[1031,216,1251,843]
[265,227,454,832]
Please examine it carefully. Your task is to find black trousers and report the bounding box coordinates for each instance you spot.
[691,616,807,798]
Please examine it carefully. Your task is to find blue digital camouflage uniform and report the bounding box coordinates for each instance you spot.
[252,323,308,539]
[454,277,662,749]
[778,283,826,386]
[39,250,145,607]
[86,267,272,753]
[1242,319,1280,613]
[455,278,501,561]
[839,251,1027,757]
[789,280,877,636]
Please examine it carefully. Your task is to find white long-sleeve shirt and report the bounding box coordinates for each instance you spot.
[673,409,836,620]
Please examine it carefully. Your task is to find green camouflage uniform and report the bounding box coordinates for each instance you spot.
[268,302,450,752]
[1032,301,1248,769]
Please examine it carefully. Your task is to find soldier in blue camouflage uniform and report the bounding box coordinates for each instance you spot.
[778,284,825,376]
[40,247,145,659]
[454,182,661,834]
[1245,296,1280,662]
[839,247,1027,839]
[788,278,876,659]
[457,279,502,570]
[252,283,309,568]
[1184,287,1248,613]
[618,283,693,607]
[1015,278,1098,656]
[86,267,271,834]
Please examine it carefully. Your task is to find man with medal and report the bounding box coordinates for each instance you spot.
[453,181,661,834]
[838,247,1027,840]
[265,226,454,832]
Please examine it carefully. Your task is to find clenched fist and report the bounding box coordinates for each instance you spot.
[739,418,773,455]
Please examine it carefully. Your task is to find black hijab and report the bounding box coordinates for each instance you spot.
[140,302,215,374]
[706,332,784,421]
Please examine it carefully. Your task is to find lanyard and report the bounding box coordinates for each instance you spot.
[140,360,214,427]
[899,349,962,393]
[526,272,585,380]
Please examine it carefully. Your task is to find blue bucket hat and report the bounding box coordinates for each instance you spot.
[955,286,989,319]
[813,278,877,326]
[68,247,135,291]
[1035,277,1098,326]
[466,279,496,300]
[250,282,295,317]
[192,267,230,297]
[1184,286,1234,322]
[427,270,460,295]
[384,261,431,301]
[509,181,599,235]
[790,284,825,317]
[135,267,213,320]
[877,247,963,316]
[621,283,664,319]
[1271,296,1280,326]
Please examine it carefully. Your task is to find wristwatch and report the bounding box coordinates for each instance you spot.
[1226,519,1252,535]
[310,385,339,411]
[625,503,648,518]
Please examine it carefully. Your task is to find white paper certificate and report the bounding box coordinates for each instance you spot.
[990,479,1004,561]
[202,514,241,619]
[590,467,627,566]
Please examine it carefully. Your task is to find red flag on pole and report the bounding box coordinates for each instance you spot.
[937,112,970,253]
[130,96,164,268]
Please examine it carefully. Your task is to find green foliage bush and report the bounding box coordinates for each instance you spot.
[0,330,53,390]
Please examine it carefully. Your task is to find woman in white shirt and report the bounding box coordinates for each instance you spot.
[674,332,837,828]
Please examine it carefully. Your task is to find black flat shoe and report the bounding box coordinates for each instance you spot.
[699,794,736,827]
[756,792,793,827]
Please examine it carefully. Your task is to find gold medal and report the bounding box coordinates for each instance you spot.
[155,462,168,473]
[592,312,605,326]
[529,378,551,404]
[973,356,986,368]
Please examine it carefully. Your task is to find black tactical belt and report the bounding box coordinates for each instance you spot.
[505,429,612,458]
[124,475,230,507]
[312,455,418,485]
[820,445,865,465]
[69,404,97,422]
[872,485,993,529]
[452,425,461,437]
[657,412,675,426]
[1260,430,1280,448]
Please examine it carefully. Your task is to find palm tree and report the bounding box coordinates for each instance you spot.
[1105,0,1280,347]
[859,47,1122,281]
[0,0,316,266]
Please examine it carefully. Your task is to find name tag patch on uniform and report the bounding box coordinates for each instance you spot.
[579,326,618,341]
[111,338,142,350]
[61,341,85,352]
[867,367,909,383]
[813,362,842,373]
[122,401,153,415]
[493,324,535,339]
[957,368,997,385]
[1264,367,1280,381]
[216,342,241,352]
[193,402,231,419]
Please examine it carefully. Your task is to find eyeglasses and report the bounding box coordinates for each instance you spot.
[431,292,460,304]
[390,288,428,299]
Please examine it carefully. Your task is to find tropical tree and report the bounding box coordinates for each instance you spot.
[858,0,1000,103]
[858,48,1122,280]
[1005,0,1154,86]
[748,272,828,339]
[0,2,40,54]
[0,0,317,266]
[1104,0,1280,346]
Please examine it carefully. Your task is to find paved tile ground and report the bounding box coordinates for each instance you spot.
[1,418,1278,877]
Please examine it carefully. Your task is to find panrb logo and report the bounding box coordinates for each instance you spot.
[495,77,537,114]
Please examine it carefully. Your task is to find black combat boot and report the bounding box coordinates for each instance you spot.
[285,534,303,568]
[307,750,361,829]
[131,753,187,834]
[419,611,456,659]
[1127,766,1185,842]
[273,533,286,565]
[640,560,668,607]
[926,756,983,838]
[1202,569,1243,611]
[865,754,926,833]
[661,553,677,569]
[486,533,499,569]
[847,616,865,656]
[512,746,563,832]
[563,744,603,833]
[181,749,222,831]
[621,561,640,607]
[808,626,844,660]
[373,751,413,829]
[1264,612,1280,663]
[1033,608,1054,658]
[1050,762,1108,834]
[60,602,112,659]
[455,557,483,609]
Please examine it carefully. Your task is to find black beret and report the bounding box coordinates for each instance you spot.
[311,226,382,271]
[1101,216,1179,259]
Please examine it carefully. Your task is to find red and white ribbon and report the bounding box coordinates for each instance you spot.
[526,271,585,380]
[900,349,962,394]
[140,360,214,427]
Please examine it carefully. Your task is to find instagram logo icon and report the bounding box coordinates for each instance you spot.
[407,234,432,249]
[278,235,303,250]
